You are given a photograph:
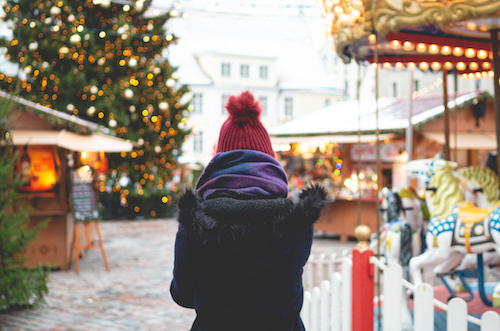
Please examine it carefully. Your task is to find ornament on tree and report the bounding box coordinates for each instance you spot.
[154,146,162,153]
[153,67,161,75]
[90,85,98,94]
[28,41,38,51]
[159,102,168,111]
[69,34,82,44]
[124,88,134,100]
[50,6,61,16]
[58,46,69,54]
[128,58,138,68]
[166,78,176,87]
[67,14,75,22]
[98,57,106,65]
[109,119,117,127]
[67,104,75,112]
[129,105,136,113]
[87,106,96,116]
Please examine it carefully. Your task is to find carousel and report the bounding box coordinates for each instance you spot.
[317,0,500,326]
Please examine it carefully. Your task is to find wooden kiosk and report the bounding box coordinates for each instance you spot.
[7,94,133,270]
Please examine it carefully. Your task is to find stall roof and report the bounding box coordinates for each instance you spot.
[12,130,134,152]
[3,91,136,152]
[269,91,480,138]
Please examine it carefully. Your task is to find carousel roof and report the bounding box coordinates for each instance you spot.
[319,0,500,77]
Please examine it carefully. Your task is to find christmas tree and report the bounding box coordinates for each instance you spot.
[0,95,49,312]
[0,0,191,218]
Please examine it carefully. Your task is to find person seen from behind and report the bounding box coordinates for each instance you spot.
[170,91,329,330]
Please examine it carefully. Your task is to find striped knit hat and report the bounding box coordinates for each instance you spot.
[216,91,275,157]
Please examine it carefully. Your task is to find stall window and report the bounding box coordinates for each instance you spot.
[17,145,57,192]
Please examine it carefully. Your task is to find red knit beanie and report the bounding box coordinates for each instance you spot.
[216,91,275,157]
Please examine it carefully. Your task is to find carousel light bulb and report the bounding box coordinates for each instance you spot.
[489,71,494,77]
[431,62,441,70]
[395,62,403,69]
[441,46,452,55]
[483,62,492,69]
[466,21,477,30]
[403,41,413,51]
[462,73,468,79]
[475,72,481,79]
[444,61,453,70]
[371,63,378,69]
[468,73,474,79]
[407,62,416,69]
[453,47,464,57]
[416,43,427,53]
[469,62,479,71]
[456,62,466,71]
[391,40,400,47]
[368,34,376,44]
[478,50,488,60]
[482,71,488,77]
[429,44,439,54]
[465,48,476,58]
[383,62,391,70]
[419,62,429,70]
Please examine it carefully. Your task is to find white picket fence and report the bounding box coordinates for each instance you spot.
[301,253,500,331]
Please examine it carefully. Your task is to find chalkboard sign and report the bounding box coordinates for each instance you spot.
[71,166,100,222]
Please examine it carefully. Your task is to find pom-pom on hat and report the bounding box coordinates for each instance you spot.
[216,91,275,157]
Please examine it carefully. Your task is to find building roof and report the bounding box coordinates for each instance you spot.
[166,7,344,92]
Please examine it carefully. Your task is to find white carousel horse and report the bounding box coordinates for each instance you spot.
[375,187,421,329]
[408,164,500,307]
[375,187,422,267]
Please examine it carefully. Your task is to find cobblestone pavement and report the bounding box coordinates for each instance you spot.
[0,219,356,331]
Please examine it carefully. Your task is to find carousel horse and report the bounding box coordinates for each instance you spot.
[408,164,500,307]
[375,187,420,329]
[374,187,422,269]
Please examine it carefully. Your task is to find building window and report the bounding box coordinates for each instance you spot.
[259,65,268,79]
[193,132,203,153]
[284,97,293,118]
[240,64,249,78]
[259,96,268,116]
[392,82,397,97]
[192,93,202,114]
[221,62,231,77]
[221,94,230,114]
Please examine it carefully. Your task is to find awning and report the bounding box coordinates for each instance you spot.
[271,134,395,144]
[12,130,135,152]
[423,132,497,150]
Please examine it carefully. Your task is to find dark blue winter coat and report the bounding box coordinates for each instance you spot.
[170,185,328,331]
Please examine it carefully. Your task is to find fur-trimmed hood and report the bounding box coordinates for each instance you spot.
[176,184,329,247]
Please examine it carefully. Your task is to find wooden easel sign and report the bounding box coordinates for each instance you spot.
[70,165,109,275]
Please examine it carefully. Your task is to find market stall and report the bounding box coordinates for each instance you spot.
[271,91,495,240]
[7,93,134,270]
